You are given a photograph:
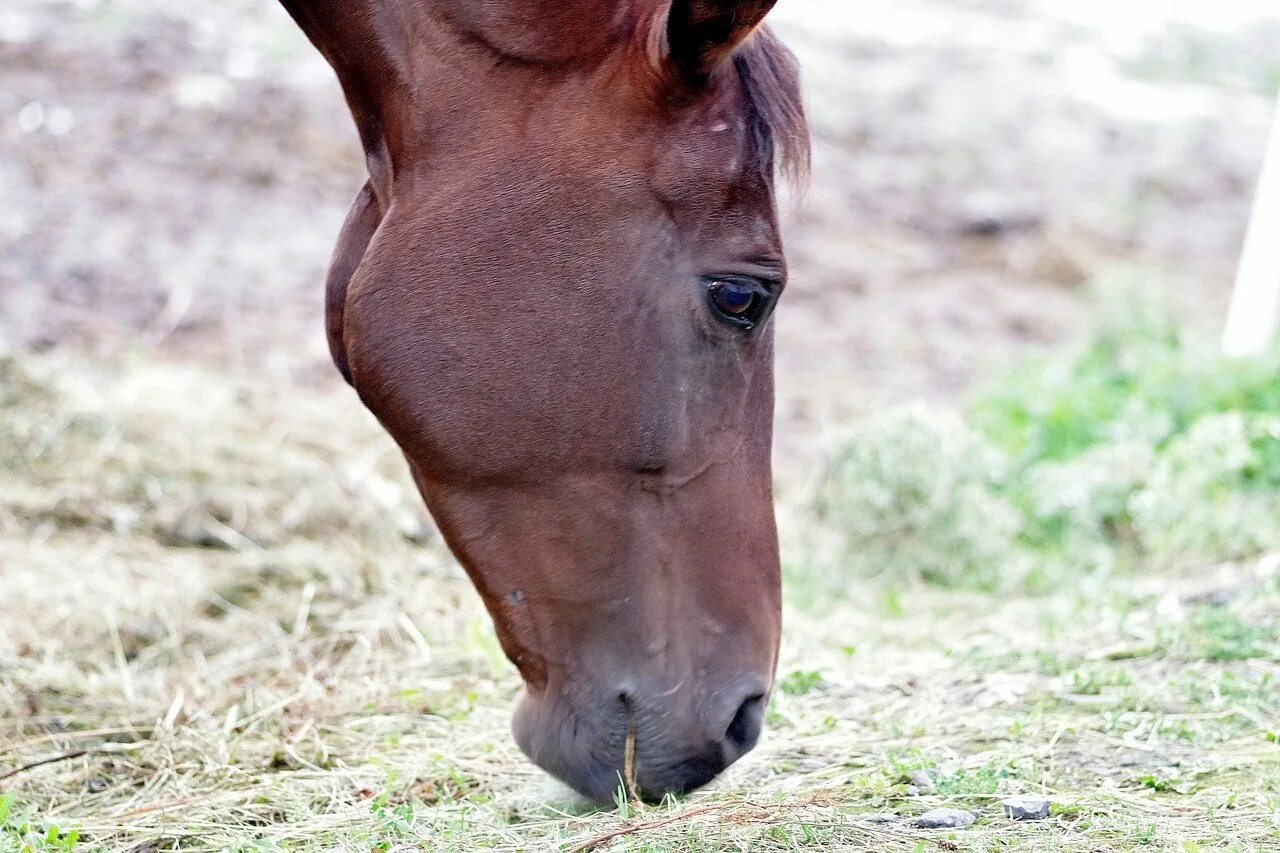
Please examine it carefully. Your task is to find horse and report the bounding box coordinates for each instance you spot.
[276,0,808,802]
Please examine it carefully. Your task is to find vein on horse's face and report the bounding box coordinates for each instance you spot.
[455,518,500,546]
[635,454,725,495]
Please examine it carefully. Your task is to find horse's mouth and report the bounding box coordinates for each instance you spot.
[512,682,761,804]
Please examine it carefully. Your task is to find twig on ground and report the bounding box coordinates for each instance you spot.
[0,750,88,782]
[565,805,724,853]
[1,725,153,756]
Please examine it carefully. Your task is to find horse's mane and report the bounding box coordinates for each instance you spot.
[734,27,810,184]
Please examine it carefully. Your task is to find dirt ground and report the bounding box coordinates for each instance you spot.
[2,334,1278,852]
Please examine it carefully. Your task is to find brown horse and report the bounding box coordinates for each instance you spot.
[276,0,807,802]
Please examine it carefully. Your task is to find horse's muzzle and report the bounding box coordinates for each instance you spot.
[512,676,768,803]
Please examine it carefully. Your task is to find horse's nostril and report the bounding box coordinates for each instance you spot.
[724,693,766,752]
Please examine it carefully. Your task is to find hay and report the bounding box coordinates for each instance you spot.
[3,349,1278,851]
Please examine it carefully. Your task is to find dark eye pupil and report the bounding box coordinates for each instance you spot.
[710,282,755,315]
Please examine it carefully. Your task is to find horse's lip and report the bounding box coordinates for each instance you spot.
[512,685,632,802]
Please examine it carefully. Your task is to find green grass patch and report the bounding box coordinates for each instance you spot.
[777,670,825,697]
[806,293,1280,593]
[0,795,82,853]
[1161,608,1280,662]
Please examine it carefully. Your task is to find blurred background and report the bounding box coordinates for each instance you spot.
[774,0,1275,443]
[2,1,1279,850]
[4,0,1276,441]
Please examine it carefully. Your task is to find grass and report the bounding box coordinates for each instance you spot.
[808,296,1280,595]
[2,328,1279,851]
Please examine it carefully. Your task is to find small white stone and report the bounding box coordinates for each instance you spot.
[172,74,234,109]
[1002,795,1051,821]
[45,107,74,136]
[914,808,976,829]
[0,12,36,44]
[17,101,44,133]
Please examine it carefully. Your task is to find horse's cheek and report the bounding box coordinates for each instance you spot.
[339,282,446,464]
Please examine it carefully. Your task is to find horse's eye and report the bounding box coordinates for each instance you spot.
[710,281,756,315]
[705,277,777,331]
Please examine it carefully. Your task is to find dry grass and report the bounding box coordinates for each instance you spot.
[2,349,1279,852]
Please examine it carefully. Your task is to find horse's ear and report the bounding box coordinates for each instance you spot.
[663,0,779,81]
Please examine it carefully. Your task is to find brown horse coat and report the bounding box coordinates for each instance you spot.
[277,0,807,801]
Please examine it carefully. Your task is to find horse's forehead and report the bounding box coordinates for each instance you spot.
[647,94,764,211]
[478,64,766,212]
[666,112,748,170]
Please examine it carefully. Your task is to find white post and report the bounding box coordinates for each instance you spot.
[1223,91,1280,358]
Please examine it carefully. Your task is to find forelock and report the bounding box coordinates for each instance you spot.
[732,26,810,185]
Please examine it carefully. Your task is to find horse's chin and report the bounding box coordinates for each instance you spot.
[512,686,624,803]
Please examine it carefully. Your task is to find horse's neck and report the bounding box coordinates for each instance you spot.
[278,0,409,200]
